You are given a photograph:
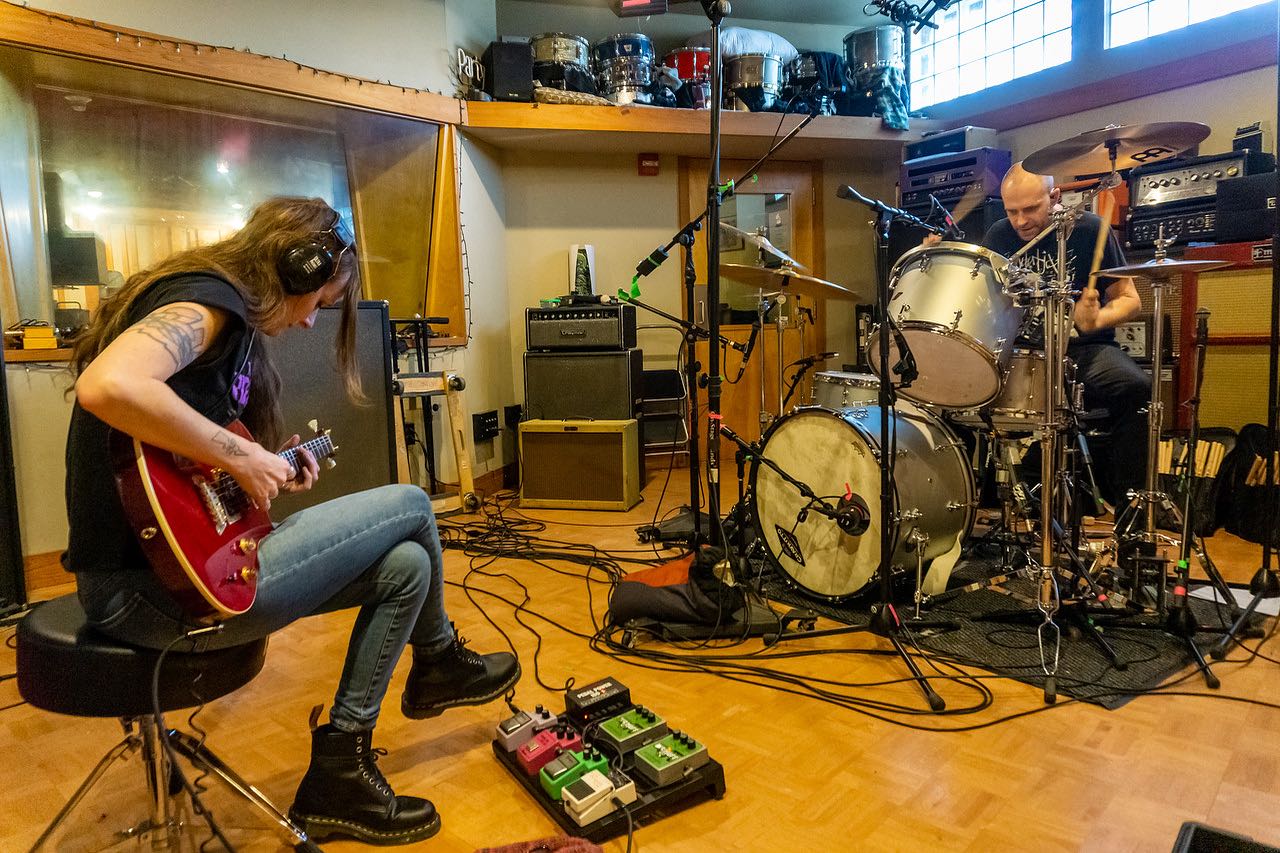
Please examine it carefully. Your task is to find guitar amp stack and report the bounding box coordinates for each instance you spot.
[522,299,645,506]
[1126,150,1275,249]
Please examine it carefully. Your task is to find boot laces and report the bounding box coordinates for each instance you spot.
[359,747,393,797]
[453,634,486,668]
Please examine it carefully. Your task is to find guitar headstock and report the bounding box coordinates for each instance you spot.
[308,418,339,470]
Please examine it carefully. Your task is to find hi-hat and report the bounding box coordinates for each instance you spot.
[720,262,854,296]
[1023,122,1211,177]
[720,222,806,270]
[1096,256,1230,279]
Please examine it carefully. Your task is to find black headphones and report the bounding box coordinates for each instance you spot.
[277,211,354,295]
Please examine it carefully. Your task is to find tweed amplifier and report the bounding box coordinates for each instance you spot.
[526,304,637,351]
[520,419,641,511]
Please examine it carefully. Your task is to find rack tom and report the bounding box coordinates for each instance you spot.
[868,242,1024,410]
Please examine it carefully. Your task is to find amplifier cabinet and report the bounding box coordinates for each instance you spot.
[526,304,637,351]
[520,419,641,511]
[523,349,642,421]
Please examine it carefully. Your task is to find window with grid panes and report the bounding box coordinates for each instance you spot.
[1108,0,1270,48]
[910,0,1073,109]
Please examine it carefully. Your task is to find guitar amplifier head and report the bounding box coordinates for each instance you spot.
[520,419,641,511]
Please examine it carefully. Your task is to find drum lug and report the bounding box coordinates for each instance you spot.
[934,440,965,452]
[946,500,977,512]
[918,254,932,274]
[950,309,963,330]
[896,304,910,321]
[895,508,924,523]
[971,258,983,278]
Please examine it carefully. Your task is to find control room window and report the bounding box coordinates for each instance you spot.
[1108,0,1271,48]
[910,0,1073,109]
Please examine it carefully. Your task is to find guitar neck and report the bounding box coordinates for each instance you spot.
[215,432,336,506]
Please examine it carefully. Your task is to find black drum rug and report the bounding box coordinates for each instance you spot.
[758,552,1254,710]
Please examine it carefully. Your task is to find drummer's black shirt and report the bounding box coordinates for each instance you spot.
[981,210,1125,346]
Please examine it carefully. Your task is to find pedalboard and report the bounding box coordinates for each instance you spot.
[491,678,726,843]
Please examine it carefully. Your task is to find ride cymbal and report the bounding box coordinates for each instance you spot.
[719,263,855,296]
[719,222,807,270]
[1023,122,1211,177]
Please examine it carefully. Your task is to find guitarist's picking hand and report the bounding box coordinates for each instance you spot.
[229,444,294,512]
[279,434,320,494]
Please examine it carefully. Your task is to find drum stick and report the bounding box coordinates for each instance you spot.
[1086,191,1116,293]
[950,183,986,230]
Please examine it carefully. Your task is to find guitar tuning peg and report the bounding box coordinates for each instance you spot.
[324,458,337,470]
[308,418,319,434]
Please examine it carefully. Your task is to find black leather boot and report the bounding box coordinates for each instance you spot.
[401,629,521,720]
[289,723,441,845]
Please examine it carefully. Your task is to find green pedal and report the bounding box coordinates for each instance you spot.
[596,706,668,755]
[633,731,709,787]
[538,747,610,801]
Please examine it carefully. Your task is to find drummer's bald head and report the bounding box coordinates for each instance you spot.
[1002,162,1055,197]
[1001,162,1061,241]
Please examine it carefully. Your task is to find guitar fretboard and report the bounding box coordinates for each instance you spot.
[213,433,336,510]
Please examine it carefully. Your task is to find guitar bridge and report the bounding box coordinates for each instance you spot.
[194,475,240,534]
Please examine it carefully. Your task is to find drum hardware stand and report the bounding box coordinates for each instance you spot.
[762,185,950,713]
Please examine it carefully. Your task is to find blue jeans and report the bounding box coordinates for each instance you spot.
[76,484,454,732]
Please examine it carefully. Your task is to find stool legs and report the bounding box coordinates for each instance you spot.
[166,729,313,847]
[29,719,318,852]
[29,728,140,851]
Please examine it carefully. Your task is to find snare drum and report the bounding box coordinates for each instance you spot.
[843,25,904,87]
[532,33,591,68]
[598,55,654,103]
[868,243,1024,410]
[724,53,782,111]
[753,405,975,600]
[810,371,881,410]
[949,350,1048,433]
[592,33,654,66]
[664,46,712,82]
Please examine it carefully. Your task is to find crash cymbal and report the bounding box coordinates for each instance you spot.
[1097,256,1230,279]
[1023,122,1211,177]
[719,262,855,296]
[719,222,807,270]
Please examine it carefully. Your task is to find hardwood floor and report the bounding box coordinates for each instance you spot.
[3,473,1278,852]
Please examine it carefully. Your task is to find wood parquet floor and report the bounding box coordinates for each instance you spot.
[2,474,1278,853]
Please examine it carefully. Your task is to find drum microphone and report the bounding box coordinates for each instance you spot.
[835,493,871,536]
[929,193,964,241]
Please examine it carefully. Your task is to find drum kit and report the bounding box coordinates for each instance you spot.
[724,120,1244,696]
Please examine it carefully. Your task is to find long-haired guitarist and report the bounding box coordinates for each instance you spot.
[65,196,519,845]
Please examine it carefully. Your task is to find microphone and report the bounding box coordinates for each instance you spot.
[929,193,964,241]
[835,492,871,536]
[795,350,839,367]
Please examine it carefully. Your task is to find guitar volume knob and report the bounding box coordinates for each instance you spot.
[236,537,258,554]
[238,566,258,584]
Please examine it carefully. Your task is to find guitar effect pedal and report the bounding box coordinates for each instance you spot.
[596,705,668,754]
[496,704,559,751]
[632,731,709,787]
[516,726,583,776]
[539,747,610,801]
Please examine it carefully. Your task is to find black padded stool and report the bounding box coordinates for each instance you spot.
[17,594,319,851]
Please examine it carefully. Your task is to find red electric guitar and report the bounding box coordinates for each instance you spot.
[112,420,337,621]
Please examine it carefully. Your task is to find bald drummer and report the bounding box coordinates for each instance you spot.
[932,163,1150,506]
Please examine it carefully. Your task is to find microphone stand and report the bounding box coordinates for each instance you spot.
[621,0,820,550]
[764,186,950,714]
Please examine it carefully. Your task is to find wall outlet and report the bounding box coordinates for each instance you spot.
[472,410,500,442]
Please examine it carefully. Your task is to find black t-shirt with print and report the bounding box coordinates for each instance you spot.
[981,211,1125,346]
[64,273,256,574]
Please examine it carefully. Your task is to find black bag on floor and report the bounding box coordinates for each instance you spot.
[1218,423,1280,547]
[607,546,744,627]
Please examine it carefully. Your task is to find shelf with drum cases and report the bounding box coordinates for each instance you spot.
[460,101,944,159]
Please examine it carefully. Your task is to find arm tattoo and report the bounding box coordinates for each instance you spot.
[211,430,249,458]
[131,306,207,370]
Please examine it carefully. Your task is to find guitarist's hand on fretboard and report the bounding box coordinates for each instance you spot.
[226,441,296,512]
[279,433,320,495]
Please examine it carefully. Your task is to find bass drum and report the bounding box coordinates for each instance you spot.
[752,405,975,600]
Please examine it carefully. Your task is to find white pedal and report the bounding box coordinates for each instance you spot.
[565,768,636,827]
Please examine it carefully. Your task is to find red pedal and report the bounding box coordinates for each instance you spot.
[515,726,584,776]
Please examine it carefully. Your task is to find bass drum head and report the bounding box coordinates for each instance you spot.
[752,408,888,599]
[752,405,975,601]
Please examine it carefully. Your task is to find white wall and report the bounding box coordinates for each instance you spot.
[998,67,1278,162]
[498,149,685,380]
[25,0,473,95]
[4,364,73,555]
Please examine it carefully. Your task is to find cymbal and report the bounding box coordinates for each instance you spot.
[1096,256,1230,279]
[720,222,806,270]
[1023,122,1211,177]
[720,262,855,296]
